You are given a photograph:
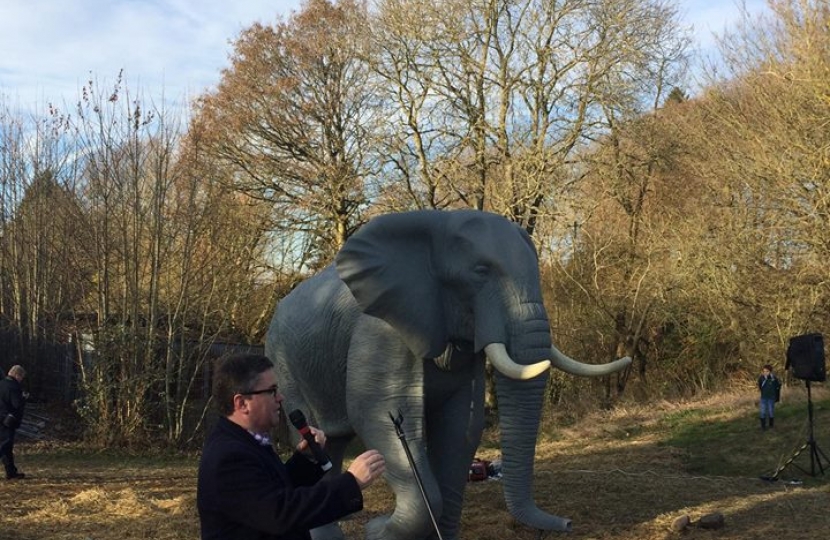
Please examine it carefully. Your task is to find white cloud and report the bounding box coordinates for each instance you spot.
[0,0,773,114]
[0,0,301,111]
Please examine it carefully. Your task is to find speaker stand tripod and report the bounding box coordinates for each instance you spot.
[767,380,830,480]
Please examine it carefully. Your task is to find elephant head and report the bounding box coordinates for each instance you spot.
[335,209,630,534]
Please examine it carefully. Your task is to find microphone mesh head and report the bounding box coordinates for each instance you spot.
[288,409,306,429]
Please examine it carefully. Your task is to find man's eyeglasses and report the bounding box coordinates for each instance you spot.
[241,385,279,397]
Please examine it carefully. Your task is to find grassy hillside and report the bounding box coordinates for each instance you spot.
[3,386,829,539]
[661,386,830,481]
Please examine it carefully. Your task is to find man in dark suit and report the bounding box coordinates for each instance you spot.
[197,353,385,540]
[0,364,27,480]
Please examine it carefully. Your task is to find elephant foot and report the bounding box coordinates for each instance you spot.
[311,522,346,540]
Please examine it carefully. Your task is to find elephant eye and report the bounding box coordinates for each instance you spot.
[473,264,490,277]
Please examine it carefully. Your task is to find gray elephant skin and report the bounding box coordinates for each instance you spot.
[265,209,630,540]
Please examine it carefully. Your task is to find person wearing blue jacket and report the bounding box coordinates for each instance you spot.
[758,364,782,430]
[197,353,385,540]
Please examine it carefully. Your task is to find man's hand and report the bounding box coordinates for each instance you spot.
[348,449,386,489]
[295,425,326,454]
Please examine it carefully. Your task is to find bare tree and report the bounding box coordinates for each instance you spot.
[194,0,383,269]
[45,73,278,446]
[372,0,689,234]
[0,103,86,391]
[545,0,830,399]
[697,0,830,353]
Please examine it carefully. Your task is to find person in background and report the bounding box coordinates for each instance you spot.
[197,353,386,540]
[758,363,781,430]
[0,365,28,480]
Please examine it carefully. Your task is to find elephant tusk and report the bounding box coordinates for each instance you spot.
[485,343,551,380]
[550,344,632,376]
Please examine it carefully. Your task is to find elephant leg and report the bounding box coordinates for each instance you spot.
[424,355,486,540]
[358,410,442,540]
[323,434,353,475]
[347,316,442,540]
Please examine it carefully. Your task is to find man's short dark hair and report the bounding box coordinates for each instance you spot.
[763,364,774,372]
[212,354,274,416]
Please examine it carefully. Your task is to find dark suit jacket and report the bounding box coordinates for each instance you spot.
[0,376,25,437]
[197,416,363,540]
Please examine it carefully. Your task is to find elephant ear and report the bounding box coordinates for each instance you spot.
[335,210,446,359]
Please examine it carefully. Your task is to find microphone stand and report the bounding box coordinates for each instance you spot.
[765,379,830,480]
[389,410,444,540]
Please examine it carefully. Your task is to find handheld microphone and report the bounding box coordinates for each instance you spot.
[288,409,333,472]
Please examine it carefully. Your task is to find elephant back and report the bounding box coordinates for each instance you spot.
[265,265,361,436]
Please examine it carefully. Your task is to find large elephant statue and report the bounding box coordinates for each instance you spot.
[265,209,630,540]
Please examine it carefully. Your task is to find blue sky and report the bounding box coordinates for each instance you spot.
[0,0,770,113]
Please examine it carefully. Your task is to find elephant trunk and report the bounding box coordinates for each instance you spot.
[484,301,573,533]
[481,293,632,532]
[495,369,572,532]
[488,343,631,532]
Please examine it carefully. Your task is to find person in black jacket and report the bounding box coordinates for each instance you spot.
[758,363,782,430]
[197,353,385,540]
[0,364,27,480]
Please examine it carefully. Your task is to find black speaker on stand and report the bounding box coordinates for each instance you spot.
[766,333,829,479]
[785,333,827,383]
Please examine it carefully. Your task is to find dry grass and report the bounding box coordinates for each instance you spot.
[2,388,829,539]
[1,455,198,540]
